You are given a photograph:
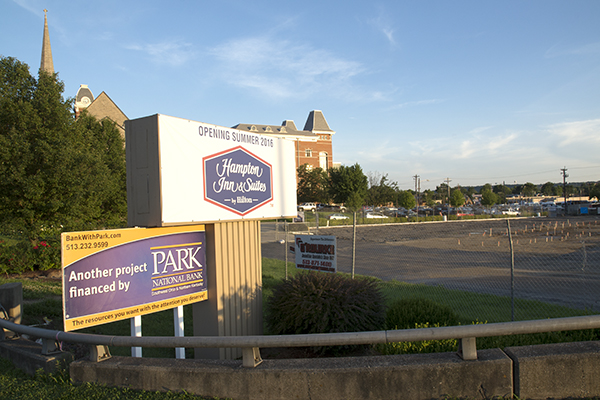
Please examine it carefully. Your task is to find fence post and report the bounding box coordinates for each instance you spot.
[285,220,289,280]
[352,211,357,279]
[458,337,477,360]
[507,219,515,321]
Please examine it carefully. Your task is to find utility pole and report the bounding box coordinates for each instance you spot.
[414,174,420,222]
[445,177,452,219]
[561,167,568,215]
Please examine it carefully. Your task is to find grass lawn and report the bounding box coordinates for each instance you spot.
[0,357,224,400]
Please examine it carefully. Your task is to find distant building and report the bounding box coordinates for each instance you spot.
[38,11,128,138]
[40,10,54,74]
[74,85,128,138]
[233,110,335,172]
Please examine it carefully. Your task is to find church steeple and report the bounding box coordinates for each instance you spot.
[40,9,54,74]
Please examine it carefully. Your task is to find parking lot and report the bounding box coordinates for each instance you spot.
[262,216,600,313]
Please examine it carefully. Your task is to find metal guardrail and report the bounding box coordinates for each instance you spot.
[2,315,600,367]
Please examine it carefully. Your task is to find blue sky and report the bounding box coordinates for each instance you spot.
[3,0,599,190]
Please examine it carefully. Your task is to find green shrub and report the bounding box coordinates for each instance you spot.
[265,272,386,337]
[385,297,459,330]
[0,235,60,274]
[376,322,459,355]
[0,240,33,274]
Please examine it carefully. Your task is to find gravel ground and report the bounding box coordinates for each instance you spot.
[262,216,600,311]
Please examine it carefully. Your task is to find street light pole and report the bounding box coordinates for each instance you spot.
[445,177,452,219]
[414,174,420,223]
[561,167,568,215]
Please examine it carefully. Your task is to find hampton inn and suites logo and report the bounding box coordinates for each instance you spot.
[203,146,273,215]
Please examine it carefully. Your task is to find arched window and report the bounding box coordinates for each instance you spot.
[319,152,328,169]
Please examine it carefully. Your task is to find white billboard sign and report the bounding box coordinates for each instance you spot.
[294,235,337,273]
[126,114,297,226]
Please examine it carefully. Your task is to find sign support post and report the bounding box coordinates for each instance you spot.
[174,306,185,359]
[131,316,142,357]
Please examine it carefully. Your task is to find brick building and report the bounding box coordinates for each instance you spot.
[232,110,335,172]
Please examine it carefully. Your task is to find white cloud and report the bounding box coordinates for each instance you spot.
[125,40,195,67]
[545,41,600,58]
[548,119,600,145]
[367,7,396,46]
[387,99,446,110]
[208,36,366,99]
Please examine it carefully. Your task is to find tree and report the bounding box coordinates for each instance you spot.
[554,185,563,196]
[366,173,398,207]
[481,189,497,207]
[480,183,493,194]
[564,184,576,197]
[522,182,537,197]
[296,164,329,204]
[493,184,512,204]
[0,56,126,244]
[422,189,437,207]
[513,184,523,195]
[328,163,368,212]
[450,189,465,208]
[465,187,477,204]
[541,182,555,196]
[397,191,416,210]
[589,183,600,201]
[436,183,451,206]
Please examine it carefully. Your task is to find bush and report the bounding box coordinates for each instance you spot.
[376,322,459,355]
[0,236,60,275]
[265,272,386,337]
[0,240,33,274]
[385,297,459,330]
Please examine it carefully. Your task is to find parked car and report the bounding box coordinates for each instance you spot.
[366,212,388,219]
[297,202,317,212]
[328,213,349,220]
[501,208,520,216]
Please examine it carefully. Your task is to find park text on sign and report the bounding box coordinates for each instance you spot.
[61,225,207,331]
[203,146,273,215]
[295,235,337,273]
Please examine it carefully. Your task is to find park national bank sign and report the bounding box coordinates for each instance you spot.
[126,114,297,226]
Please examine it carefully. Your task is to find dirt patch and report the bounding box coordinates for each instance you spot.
[3,268,61,281]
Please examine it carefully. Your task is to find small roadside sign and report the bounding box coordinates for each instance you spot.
[294,234,336,273]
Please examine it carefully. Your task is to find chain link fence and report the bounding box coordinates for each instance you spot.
[261,216,600,325]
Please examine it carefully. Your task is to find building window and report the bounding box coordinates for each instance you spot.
[319,152,328,169]
[305,149,312,157]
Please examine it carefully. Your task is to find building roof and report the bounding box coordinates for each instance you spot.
[85,91,128,136]
[232,110,334,140]
[40,9,54,74]
[75,84,94,111]
[303,110,333,133]
[281,120,298,131]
